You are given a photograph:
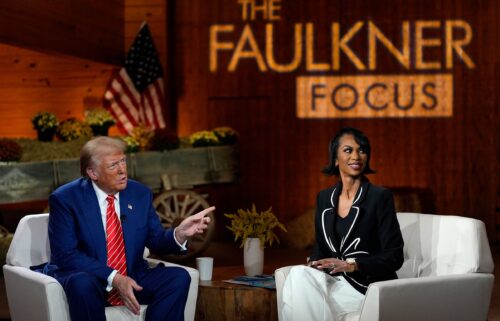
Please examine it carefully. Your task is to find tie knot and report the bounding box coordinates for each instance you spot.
[107,195,115,203]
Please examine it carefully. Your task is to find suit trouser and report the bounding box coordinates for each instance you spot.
[58,265,190,321]
[282,265,365,321]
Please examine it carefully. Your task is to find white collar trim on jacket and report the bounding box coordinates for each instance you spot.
[325,186,369,256]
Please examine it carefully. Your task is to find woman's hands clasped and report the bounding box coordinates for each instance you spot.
[308,258,357,274]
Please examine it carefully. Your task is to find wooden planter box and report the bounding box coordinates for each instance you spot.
[0,145,239,204]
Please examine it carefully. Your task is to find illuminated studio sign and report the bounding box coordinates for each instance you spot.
[209,0,475,118]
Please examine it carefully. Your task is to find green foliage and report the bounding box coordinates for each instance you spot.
[213,126,238,145]
[84,108,116,127]
[31,112,59,132]
[5,124,237,161]
[225,204,287,248]
[121,136,140,153]
[189,130,219,147]
[0,139,22,162]
[121,124,155,153]
[15,138,86,162]
[56,118,93,142]
[189,127,239,147]
[131,124,154,151]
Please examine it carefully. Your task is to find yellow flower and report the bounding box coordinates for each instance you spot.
[84,108,116,126]
[189,130,219,147]
[225,204,287,248]
[213,126,238,145]
[56,118,92,142]
[31,112,59,132]
[131,124,154,151]
[121,136,140,153]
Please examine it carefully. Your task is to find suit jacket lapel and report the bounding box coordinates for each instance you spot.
[119,187,136,269]
[329,179,370,255]
[340,179,369,254]
[81,179,107,263]
[328,183,342,253]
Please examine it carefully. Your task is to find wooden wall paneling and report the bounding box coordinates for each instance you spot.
[124,5,165,22]
[0,0,170,225]
[173,0,498,240]
[125,21,166,40]
[458,0,498,236]
[124,1,166,57]
[124,0,167,68]
[0,82,111,135]
[478,1,499,237]
[127,0,165,6]
[124,0,170,127]
[203,97,283,237]
[0,43,115,138]
[0,71,111,88]
[0,0,495,240]
[0,53,111,73]
[0,0,170,139]
[0,0,124,65]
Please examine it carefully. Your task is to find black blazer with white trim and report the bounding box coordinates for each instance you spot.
[310,178,404,294]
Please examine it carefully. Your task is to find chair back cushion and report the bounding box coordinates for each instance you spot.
[6,213,51,268]
[396,212,494,278]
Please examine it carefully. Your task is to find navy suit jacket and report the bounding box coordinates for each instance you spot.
[48,177,183,289]
[310,179,404,294]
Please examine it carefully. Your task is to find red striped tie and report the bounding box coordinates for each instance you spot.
[106,195,127,306]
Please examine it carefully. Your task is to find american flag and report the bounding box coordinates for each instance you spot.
[104,23,166,135]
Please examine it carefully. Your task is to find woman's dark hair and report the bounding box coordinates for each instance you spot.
[322,127,375,176]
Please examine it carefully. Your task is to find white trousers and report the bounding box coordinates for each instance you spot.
[282,265,365,321]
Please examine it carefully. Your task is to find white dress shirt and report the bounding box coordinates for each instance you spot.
[91,182,187,291]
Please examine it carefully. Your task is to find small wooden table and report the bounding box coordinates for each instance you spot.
[195,280,278,321]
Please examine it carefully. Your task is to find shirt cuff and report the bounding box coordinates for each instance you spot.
[106,270,118,292]
[173,227,188,250]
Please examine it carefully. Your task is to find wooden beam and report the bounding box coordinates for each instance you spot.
[0,0,124,65]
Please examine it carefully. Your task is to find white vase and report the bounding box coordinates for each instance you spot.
[244,237,264,276]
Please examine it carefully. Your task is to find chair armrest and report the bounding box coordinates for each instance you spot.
[3,265,70,321]
[145,258,199,321]
[359,273,494,321]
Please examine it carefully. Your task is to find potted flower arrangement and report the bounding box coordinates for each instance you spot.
[84,108,116,136]
[213,126,238,145]
[189,130,219,147]
[122,136,140,153]
[0,139,22,163]
[150,129,180,151]
[131,124,154,151]
[121,124,155,153]
[225,204,287,276]
[31,112,59,142]
[189,127,238,147]
[56,118,93,142]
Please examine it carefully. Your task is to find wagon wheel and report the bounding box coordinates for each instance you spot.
[152,189,215,261]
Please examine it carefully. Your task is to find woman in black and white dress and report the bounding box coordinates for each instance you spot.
[282,127,404,321]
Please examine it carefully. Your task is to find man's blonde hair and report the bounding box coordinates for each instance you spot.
[80,136,126,178]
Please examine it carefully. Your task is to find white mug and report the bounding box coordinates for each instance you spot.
[196,257,214,281]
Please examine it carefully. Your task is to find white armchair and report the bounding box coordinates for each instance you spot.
[275,212,495,321]
[3,213,199,321]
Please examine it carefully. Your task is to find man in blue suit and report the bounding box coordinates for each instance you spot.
[48,136,214,321]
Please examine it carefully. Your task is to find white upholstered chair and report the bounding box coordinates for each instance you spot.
[275,212,495,321]
[3,213,199,321]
